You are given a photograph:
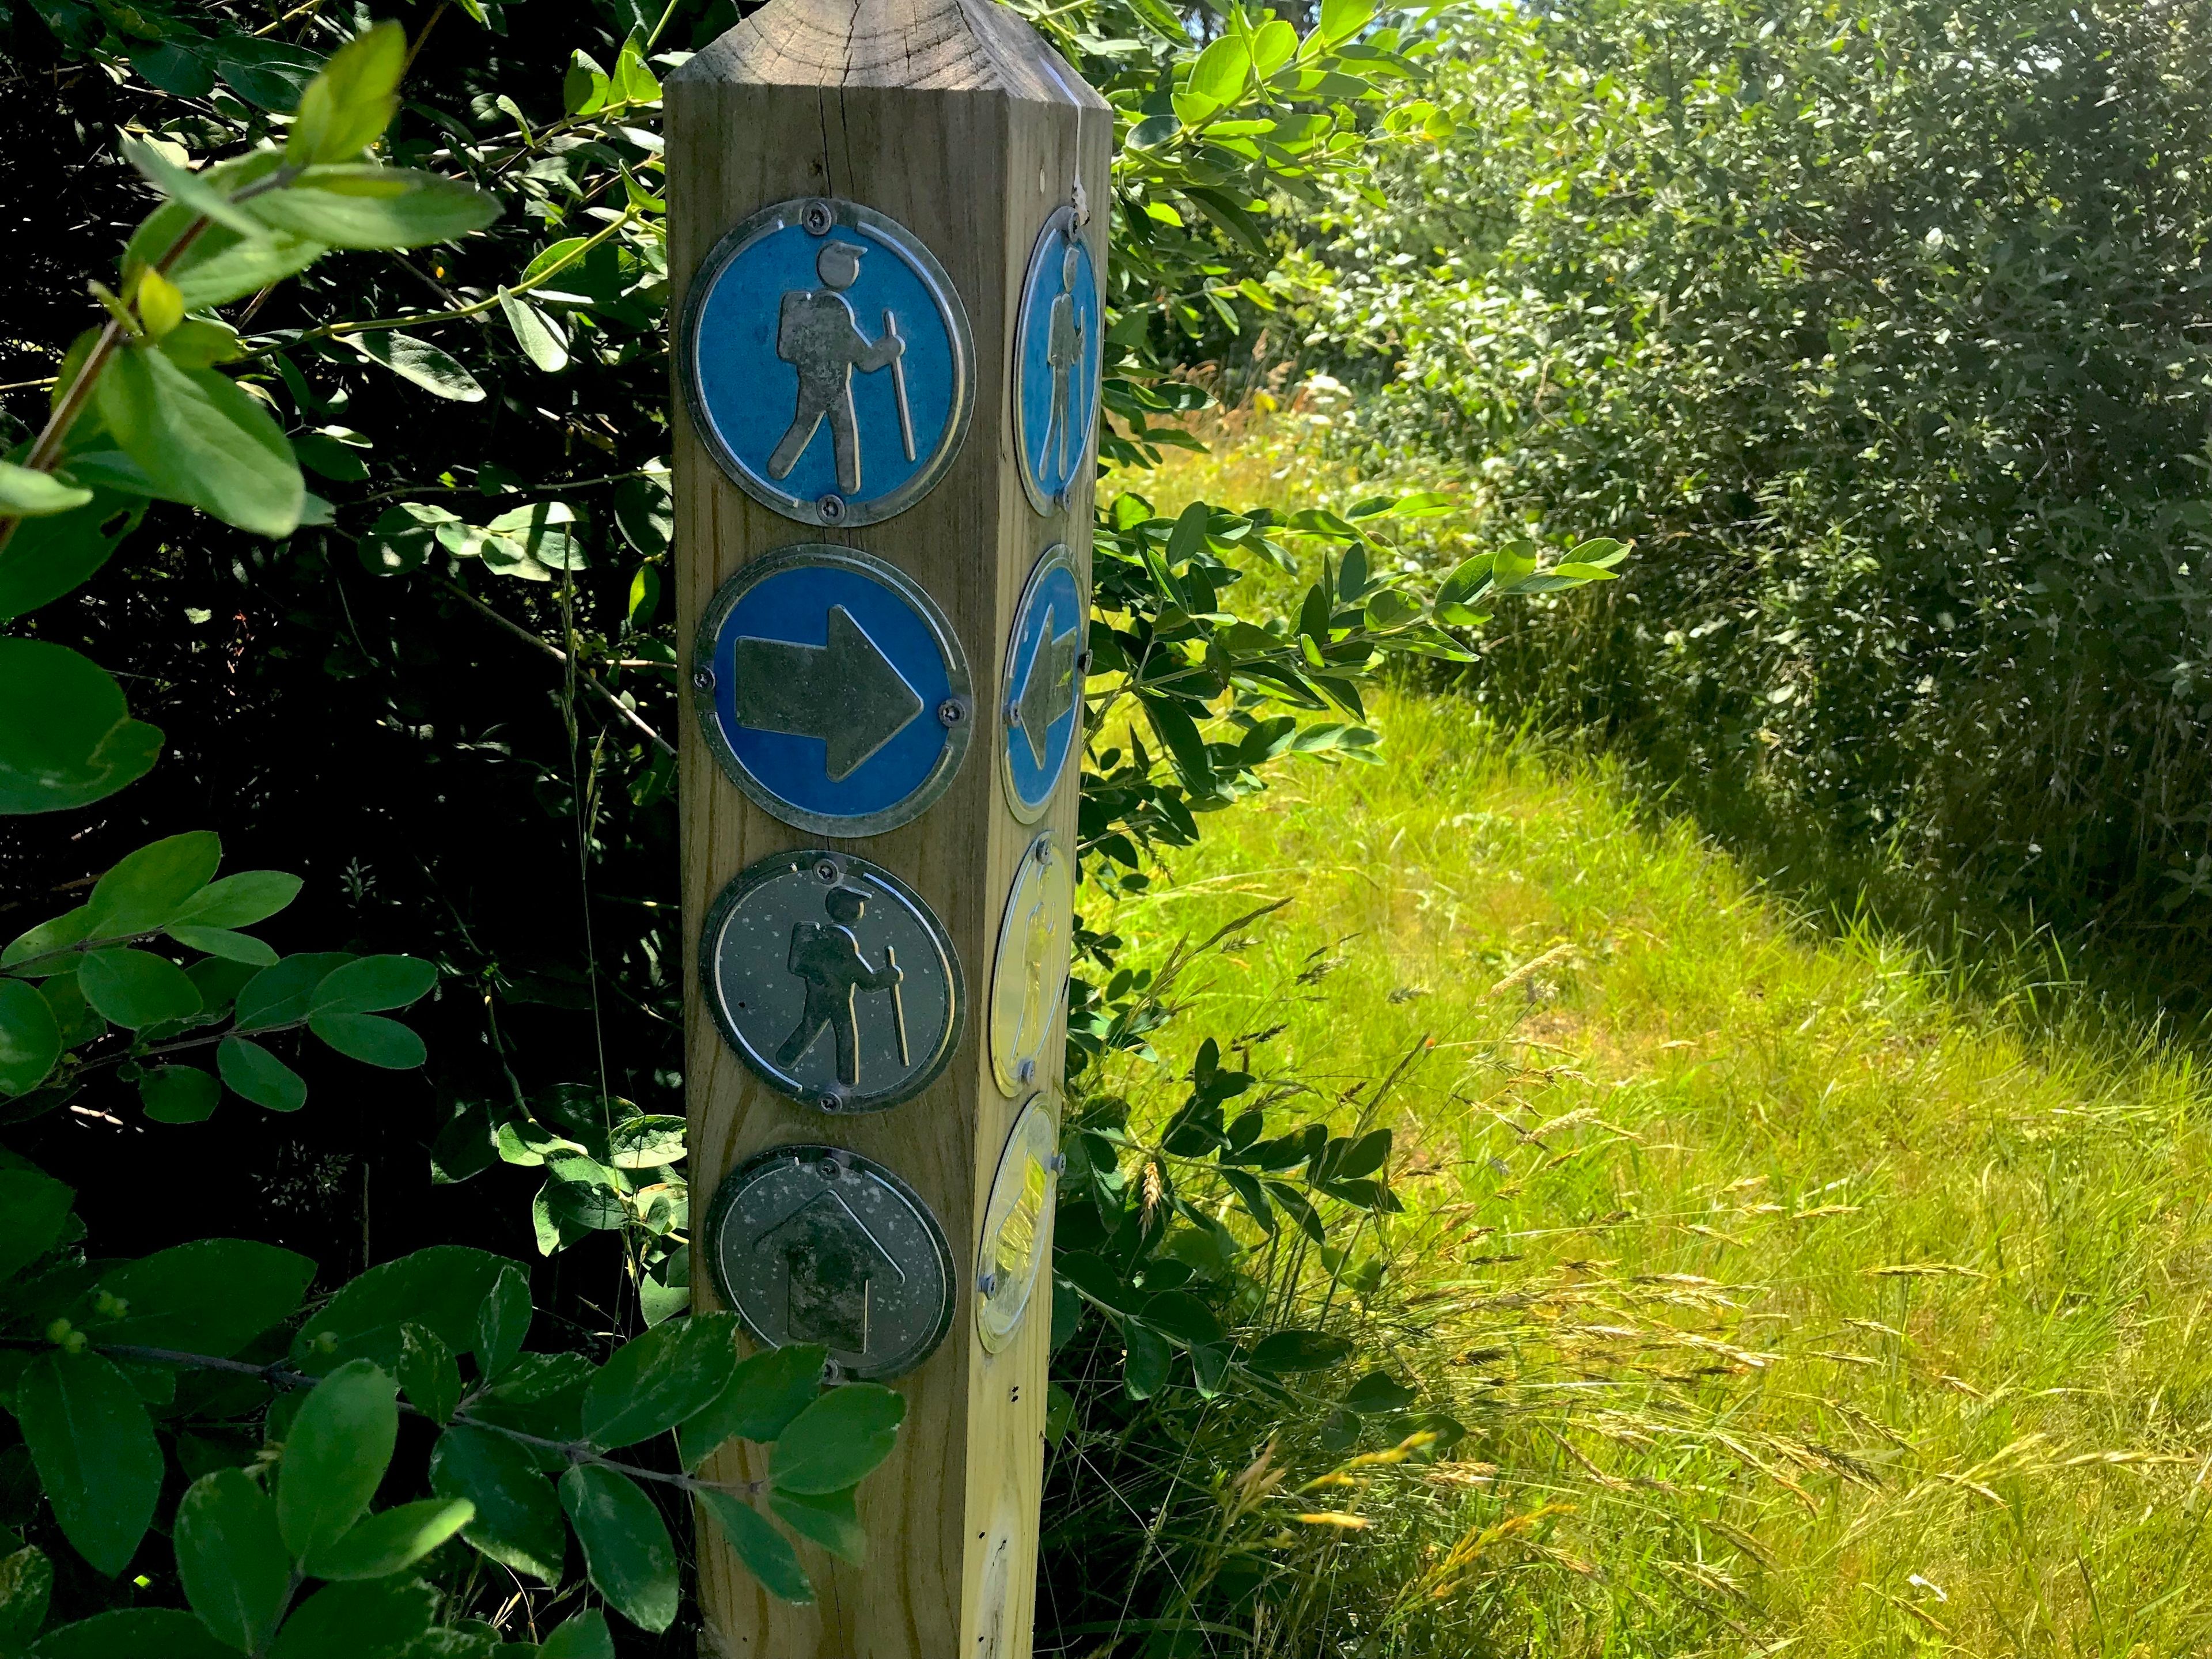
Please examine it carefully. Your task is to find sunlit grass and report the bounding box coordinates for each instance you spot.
[1088,434,2212,1654]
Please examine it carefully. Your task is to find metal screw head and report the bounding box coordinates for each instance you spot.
[813,858,840,884]
[801,200,835,236]
[692,667,714,692]
[820,1357,846,1386]
[977,1271,999,1298]
[816,493,846,522]
[1047,1153,1069,1176]
[1017,1058,1037,1085]
[1032,838,1052,866]
[937,697,968,727]
[1004,698,1021,728]
[816,1088,845,1113]
[1075,649,1093,676]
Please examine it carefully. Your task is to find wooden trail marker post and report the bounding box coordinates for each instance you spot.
[668,1,1107,1654]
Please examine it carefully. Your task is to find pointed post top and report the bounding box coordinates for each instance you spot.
[671,0,1112,101]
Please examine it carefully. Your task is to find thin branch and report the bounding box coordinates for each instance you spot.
[441,578,673,757]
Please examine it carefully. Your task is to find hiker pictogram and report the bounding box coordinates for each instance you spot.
[776,886,908,1089]
[1013,206,1102,513]
[700,848,963,1115]
[766,241,914,496]
[680,197,974,528]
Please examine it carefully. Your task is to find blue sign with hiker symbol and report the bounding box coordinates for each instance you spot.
[692,544,973,838]
[680,198,975,528]
[1013,204,1103,513]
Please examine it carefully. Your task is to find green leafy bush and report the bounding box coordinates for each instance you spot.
[1297,0,2212,965]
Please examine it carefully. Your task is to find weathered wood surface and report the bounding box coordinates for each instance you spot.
[669,1,1108,1653]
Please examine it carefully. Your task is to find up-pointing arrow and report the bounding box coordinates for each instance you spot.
[1014,601,1080,768]
[733,605,925,782]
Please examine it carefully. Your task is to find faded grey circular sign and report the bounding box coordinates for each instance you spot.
[700,849,962,1114]
[704,1145,955,1381]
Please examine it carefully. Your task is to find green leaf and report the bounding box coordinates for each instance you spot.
[172,871,302,930]
[292,1247,518,1372]
[0,1168,73,1281]
[209,36,321,110]
[557,1465,679,1632]
[167,926,279,965]
[357,502,458,577]
[538,1609,613,1659]
[499,296,568,373]
[1251,17,1298,75]
[1317,0,1373,40]
[0,980,61,1097]
[770,1486,865,1563]
[1248,1329,1353,1373]
[0,464,90,518]
[397,1324,461,1425]
[77,950,201,1028]
[139,1066,219,1124]
[169,226,328,312]
[253,170,499,252]
[85,831,222,937]
[484,503,586,573]
[0,493,133,622]
[304,1498,474,1582]
[234,953,355,1031]
[119,138,267,240]
[95,348,301,539]
[582,1312,740,1450]
[1343,1370,1419,1415]
[473,1265,532,1379]
[342,333,486,402]
[217,1037,308,1113]
[1548,560,1621,582]
[607,1115,685,1169]
[276,1360,398,1562]
[173,1468,290,1653]
[309,955,437,1016]
[1188,35,1251,103]
[29,1609,234,1659]
[769,1385,905,1495]
[696,1490,813,1604]
[1121,1317,1171,1400]
[266,1578,435,1659]
[1490,539,1539,590]
[308,1013,426,1069]
[612,474,671,558]
[0,641,162,815]
[0,1544,51,1652]
[17,1350,161,1576]
[679,1343,825,1469]
[286,22,405,166]
[429,1426,564,1585]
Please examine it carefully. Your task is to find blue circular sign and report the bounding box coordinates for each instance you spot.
[1000,545,1085,822]
[681,198,974,529]
[694,546,972,837]
[1013,205,1103,515]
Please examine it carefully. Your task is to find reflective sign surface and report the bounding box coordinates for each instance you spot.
[705,1144,955,1381]
[694,544,971,837]
[989,830,1072,1096]
[1012,205,1103,514]
[680,197,974,528]
[701,848,961,1114]
[999,544,1084,823]
[976,1093,1058,1354]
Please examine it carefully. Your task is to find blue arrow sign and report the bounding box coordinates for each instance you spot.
[1001,546,1084,821]
[697,547,971,835]
[1013,206,1103,513]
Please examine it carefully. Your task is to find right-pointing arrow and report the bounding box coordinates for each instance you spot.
[734,605,925,782]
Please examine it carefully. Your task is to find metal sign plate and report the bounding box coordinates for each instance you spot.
[989,830,1073,1096]
[977,1094,1058,1354]
[694,544,971,836]
[701,848,962,1114]
[1012,205,1103,515]
[999,544,1084,823]
[680,196,974,528]
[705,1144,955,1381]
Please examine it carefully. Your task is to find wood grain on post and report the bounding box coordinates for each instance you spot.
[668,1,1108,1654]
